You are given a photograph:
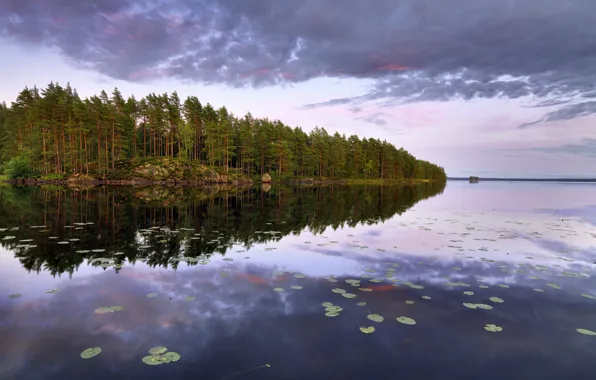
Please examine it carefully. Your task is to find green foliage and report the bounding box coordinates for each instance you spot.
[0,83,447,181]
[3,153,39,179]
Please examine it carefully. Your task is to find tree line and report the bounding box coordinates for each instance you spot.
[0,82,447,181]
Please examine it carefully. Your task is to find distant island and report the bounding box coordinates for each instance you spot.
[0,82,446,185]
[469,176,479,183]
[450,177,596,183]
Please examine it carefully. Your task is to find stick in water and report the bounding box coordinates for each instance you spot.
[221,364,271,380]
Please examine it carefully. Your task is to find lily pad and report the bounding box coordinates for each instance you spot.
[475,303,493,310]
[479,285,489,289]
[367,314,384,322]
[322,302,334,307]
[577,328,596,336]
[147,293,158,298]
[484,324,503,332]
[341,293,356,299]
[80,347,102,359]
[356,302,366,306]
[290,286,303,290]
[142,355,164,365]
[396,316,416,325]
[547,283,561,289]
[421,296,431,300]
[581,294,596,300]
[94,306,123,314]
[273,288,285,292]
[45,289,61,294]
[497,284,509,288]
[359,326,375,334]
[185,296,196,301]
[405,300,414,304]
[463,291,474,296]
[148,346,168,355]
[8,294,21,299]
[463,303,477,309]
[325,312,340,317]
[331,288,346,294]
[358,288,373,292]
[533,288,544,292]
[489,297,504,303]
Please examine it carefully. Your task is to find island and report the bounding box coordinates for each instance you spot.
[0,82,446,186]
[469,176,479,183]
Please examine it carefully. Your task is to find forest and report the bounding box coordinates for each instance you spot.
[0,82,447,182]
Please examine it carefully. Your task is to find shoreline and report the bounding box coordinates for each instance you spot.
[2,177,439,187]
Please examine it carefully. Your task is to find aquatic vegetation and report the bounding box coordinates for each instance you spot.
[576,328,596,336]
[484,324,503,332]
[147,292,159,298]
[273,288,285,292]
[80,347,102,359]
[8,294,21,298]
[367,313,384,322]
[94,306,123,314]
[396,316,416,325]
[359,326,375,333]
[142,346,181,365]
[489,297,504,303]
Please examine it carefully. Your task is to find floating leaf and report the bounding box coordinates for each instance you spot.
[463,291,474,296]
[94,306,123,314]
[294,274,306,279]
[358,288,373,292]
[273,288,285,292]
[185,296,196,301]
[405,300,414,304]
[341,293,356,299]
[489,297,504,303]
[577,328,596,336]
[163,352,181,362]
[147,293,158,298]
[359,326,375,334]
[322,302,334,307]
[497,284,509,288]
[396,316,416,325]
[367,314,384,323]
[475,304,493,310]
[331,288,346,294]
[45,289,61,294]
[80,347,102,359]
[142,355,164,365]
[290,285,303,290]
[325,312,339,317]
[356,302,366,306]
[463,303,477,309]
[484,324,503,332]
[581,294,596,300]
[479,285,489,289]
[8,294,21,299]
[148,346,168,355]
[547,283,561,289]
[533,288,544,292]
[421,296,431,300]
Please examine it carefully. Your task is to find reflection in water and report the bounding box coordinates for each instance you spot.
[1,182,596,380]
[0,183,444,276]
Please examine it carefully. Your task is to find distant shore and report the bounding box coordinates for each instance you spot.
[448,177,596,183]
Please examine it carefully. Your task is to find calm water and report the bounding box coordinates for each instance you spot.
[1,181,595,380]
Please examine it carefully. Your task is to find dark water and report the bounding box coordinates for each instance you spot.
[1,181,595,380]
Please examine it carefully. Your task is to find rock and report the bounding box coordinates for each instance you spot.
[261,173,272,183]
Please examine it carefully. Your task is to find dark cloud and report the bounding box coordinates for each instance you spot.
[2,0,596,121]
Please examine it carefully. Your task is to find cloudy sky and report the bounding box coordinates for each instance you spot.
[1,0,595,177]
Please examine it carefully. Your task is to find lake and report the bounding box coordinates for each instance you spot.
[0,181,595,380]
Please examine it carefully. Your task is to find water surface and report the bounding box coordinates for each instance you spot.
[1,181,595,380]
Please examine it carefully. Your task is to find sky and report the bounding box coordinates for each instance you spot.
[0,0,595,178]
